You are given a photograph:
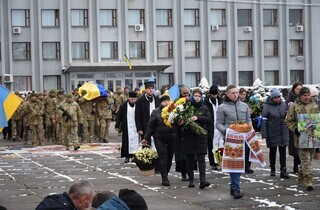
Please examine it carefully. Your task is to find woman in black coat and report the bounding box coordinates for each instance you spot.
[261,90,289,178]
[180,88,211,189]
[143,95,178,186]
[285,82,302,173]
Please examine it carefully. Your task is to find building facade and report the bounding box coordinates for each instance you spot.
[1,0,320,92]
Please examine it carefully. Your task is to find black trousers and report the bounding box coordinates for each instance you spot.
[245,143,251,169]
[269,146,287,171]
[186,154,206,182]
[154,138,174,179]
[207,137,218,166]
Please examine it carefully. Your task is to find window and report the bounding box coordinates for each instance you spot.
[42,42,60,60]
[13,76,32,91]
[239,71,253,86]
[263,9,277,26]
[290,70,304,84]
[129,41,145,59]
[101,42,118,59]
[43,76,61,90]
[238,40,253,57]
[212,72,227,86]
[211,41,227,57]
[13,42,31,60]
[12,9,30,27]
[185,41,200,58]
[265,71,279,85]
[157,41,173,58]
[161,73,174,86]
[290,40,303,56]
[184,9,199,26]
[264,40,278,57]
[156,9,172,26]
[128,9,144,26]
[185,72,200,88]
[100,9,117,26]
[71,9,88,27]
[210,9,226,26]
[72,42,89,59]
[42,9,59,27]
[238,9,252,26]
[289,9,303,26]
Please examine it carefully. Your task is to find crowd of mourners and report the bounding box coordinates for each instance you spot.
[1,81,320,203]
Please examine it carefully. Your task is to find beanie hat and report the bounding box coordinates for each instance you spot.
[299,87,310,97]
[270,90,281,99]
[81,89,87,95]
[160,95,170,103]
[118,189,148,210]
[116,86,121,90]
[30,92,37,97]
[309,86,319,97]
[49,89,56,94]
[57,90,64,95]
[209,85,219,95]
[66,93,73,98]
[37,92,43,97]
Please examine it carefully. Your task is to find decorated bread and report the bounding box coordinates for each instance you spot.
[230,121,252,133]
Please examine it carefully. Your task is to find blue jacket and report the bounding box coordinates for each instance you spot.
[96,197,130,210]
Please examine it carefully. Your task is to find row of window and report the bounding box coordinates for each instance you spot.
[11,8,303,27]
[6,40,303,61]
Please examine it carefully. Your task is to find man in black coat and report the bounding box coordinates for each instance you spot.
[135,81,160,144]
[36,180,95,210]
[203,85,223,171]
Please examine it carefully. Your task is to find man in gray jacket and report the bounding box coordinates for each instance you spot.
[216,84,251,199]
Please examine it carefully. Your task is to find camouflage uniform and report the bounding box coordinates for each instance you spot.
[11,92,23,141]
[120,87,130,104]
[43,90,58,142]
[61,93,83,150]
[112,87,123,114]
[97,96,113,142]
[21,93,45,146]
[55,91,65,145]
[285,97,319,190]
[78,93,96,143]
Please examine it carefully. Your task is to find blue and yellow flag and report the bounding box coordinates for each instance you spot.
[0,85,23,131]
[123,54,132,70]
[168,84,180,101]
[79,82,108,100]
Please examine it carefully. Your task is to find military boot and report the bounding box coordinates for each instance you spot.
[305,175,314,191]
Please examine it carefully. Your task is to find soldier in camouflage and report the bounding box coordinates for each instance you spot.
[21,92,45,146]
[120,86,130,104]
[112,86,123,115]
[285,87,319,191]
[97,94,113,143]
[43,89,58,143]
[78,90,96,143]
[61,93,83,150]
[55,90,65,145]
[11,92,23,142]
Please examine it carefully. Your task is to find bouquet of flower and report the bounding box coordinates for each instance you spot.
[161,97,207,135]
[248,94,265,119]
[133,147,158,170]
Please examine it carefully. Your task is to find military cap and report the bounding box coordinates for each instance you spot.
[30,92,37,97]
[49,89,56,94]
[144,81,155,89]
[116,86,121,90]
[37,92,43,97]
[299,87,310,97]
[66,93,73,98]
[81,89,87,95]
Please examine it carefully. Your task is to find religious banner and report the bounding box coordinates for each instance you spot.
[222,129,266,173]
[297,113,320,149]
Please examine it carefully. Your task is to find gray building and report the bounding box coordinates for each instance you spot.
[1,0,320,92]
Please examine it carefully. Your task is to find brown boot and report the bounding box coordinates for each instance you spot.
[305,175,314,191]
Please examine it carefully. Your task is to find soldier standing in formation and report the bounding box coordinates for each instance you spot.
[21,92,45,146]
[120,86,130,103]
[43,89,58,143]
[78,90,96,143]
[60,93,83,150]
[97,94,114,143]
[55,90,65,145]
[11,92,23,142]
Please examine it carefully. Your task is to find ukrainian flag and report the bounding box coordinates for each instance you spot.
[167,84,180,101]
[123,54,132,70]
[79,82,108,100]
[0,85,23,131]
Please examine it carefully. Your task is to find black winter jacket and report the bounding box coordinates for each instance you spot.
[182,101,211,155]
[35,192,77,210]
[261,98,289,148]
[203,96,223,140]
[144,106,179,142]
